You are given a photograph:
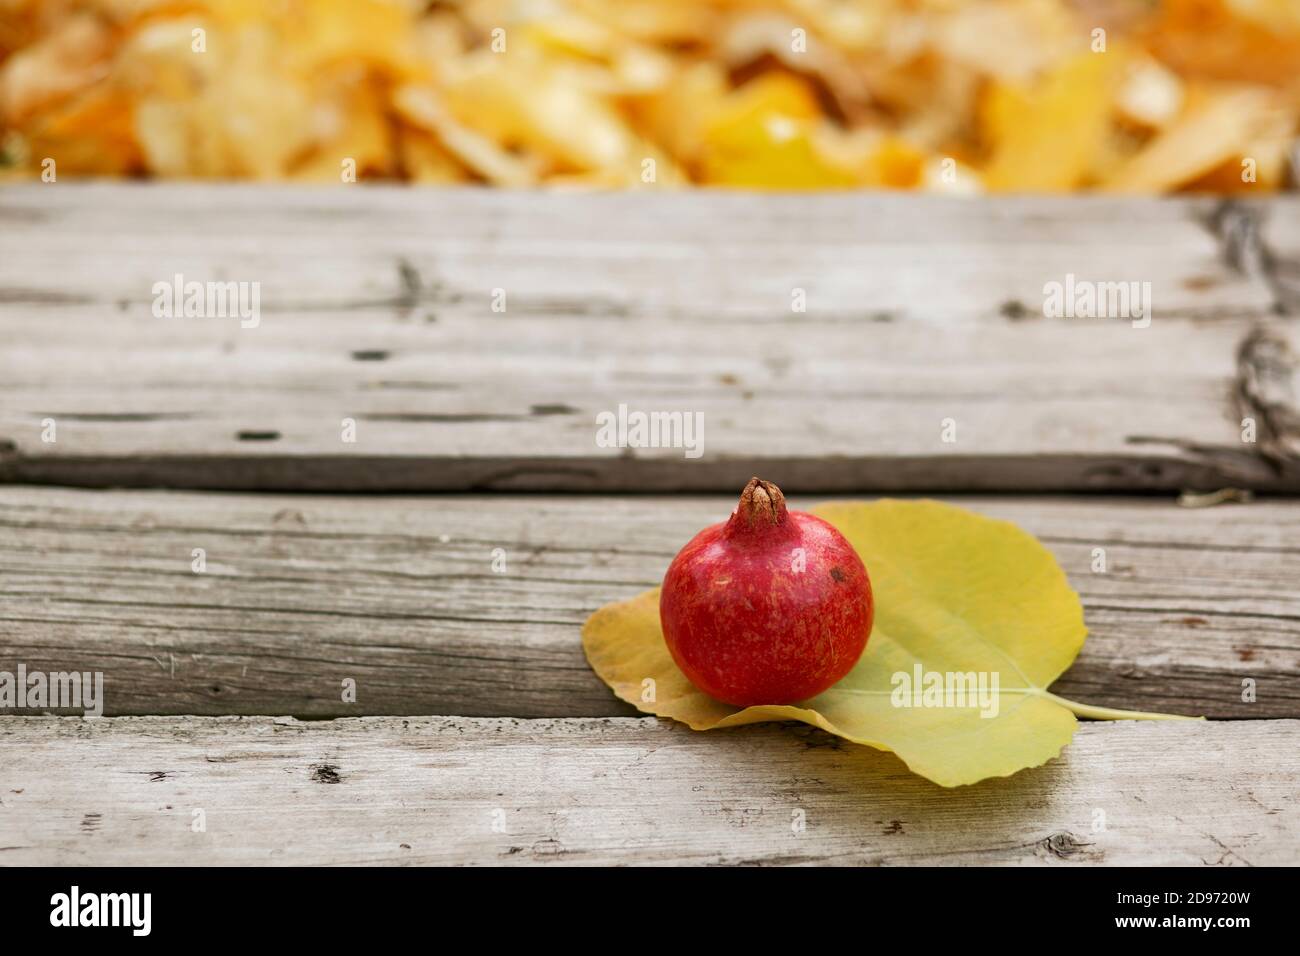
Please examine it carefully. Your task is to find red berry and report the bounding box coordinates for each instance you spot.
[659,478,873,706]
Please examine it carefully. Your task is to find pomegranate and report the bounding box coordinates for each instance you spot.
[659,478,873,706]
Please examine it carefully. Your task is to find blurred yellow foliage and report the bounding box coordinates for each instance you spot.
[1,0,1296,191]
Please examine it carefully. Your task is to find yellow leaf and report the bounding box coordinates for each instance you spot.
[277,0,422,78]
[0,13,112,126]
[394,127,466,184]
[441,45,635,173]
[983,51,1118,192]
[635,60,729,167]
[1103,86,1290,193]
[698,74,856,189]
[23,86,141,174]
[584,499,1194,788]
[863,135,927,188]
[1146,0,1300,89]
[394,84,539,186]
[1115,56,1185,129]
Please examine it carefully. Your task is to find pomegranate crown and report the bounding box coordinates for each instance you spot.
[730,477,789,531]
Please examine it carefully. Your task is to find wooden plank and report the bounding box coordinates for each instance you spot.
[0,716,1294,865]
[2,185,1298,492]
[2,487,1295,719]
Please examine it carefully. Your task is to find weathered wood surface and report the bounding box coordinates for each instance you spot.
[2,486,1295,719]
[2,185,1299,492]
[0,716,1293,866]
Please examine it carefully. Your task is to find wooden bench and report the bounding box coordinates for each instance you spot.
[1,184,1296,865]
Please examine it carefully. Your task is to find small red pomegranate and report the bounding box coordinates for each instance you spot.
[659,478,873,706]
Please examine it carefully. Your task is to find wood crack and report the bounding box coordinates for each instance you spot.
[1235,324,1300,467]
[1204,199,1297,315]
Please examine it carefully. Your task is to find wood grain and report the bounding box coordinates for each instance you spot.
[2,487,1295,719]
[2,185,1298,492]
[0,715,1293,865]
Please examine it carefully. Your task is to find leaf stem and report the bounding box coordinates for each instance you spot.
[1041,691,1204,722]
